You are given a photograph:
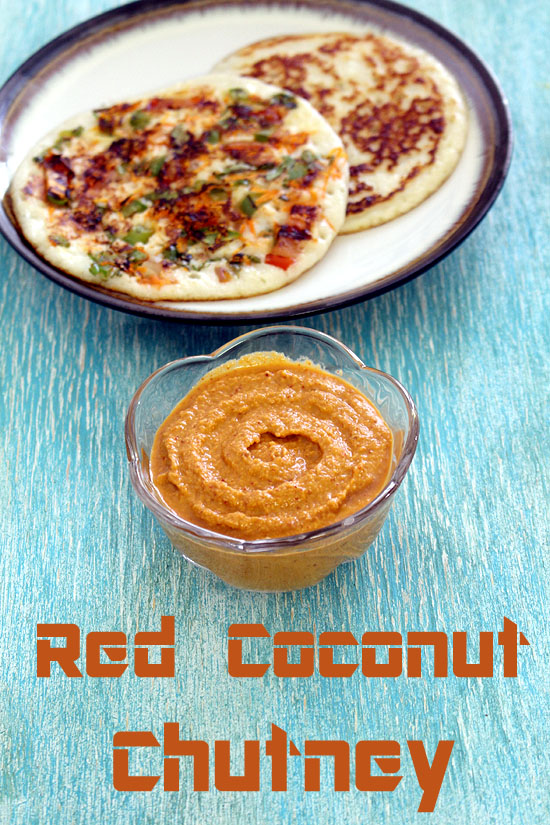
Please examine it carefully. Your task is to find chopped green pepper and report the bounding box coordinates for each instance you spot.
[149,155,166,176]
[46,193,69,207]
[89,260,122,280]
[128,248,148,263]
[146,189,178,202]
[239,194,257,217]
[208,187,228,201]
[121,198,148,217]
[122,225,154,245]
[171,124,190,146]
[202,230,219,245]
[129,110,151,130]
[205,129,220,144]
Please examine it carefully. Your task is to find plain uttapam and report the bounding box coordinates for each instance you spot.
[215,32,468,232]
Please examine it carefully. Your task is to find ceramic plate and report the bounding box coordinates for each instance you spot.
[0,0,511,322]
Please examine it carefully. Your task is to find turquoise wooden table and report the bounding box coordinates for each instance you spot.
[1,1,548,823]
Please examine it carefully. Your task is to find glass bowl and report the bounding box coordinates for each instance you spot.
[125,326,419,591]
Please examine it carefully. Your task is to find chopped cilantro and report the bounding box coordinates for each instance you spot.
[162,244,191,263]
[48,234,70,247]
[221,230,240,242]
[301,149,317,164]
[264,159,288,181]
[228,88,249,102]
[52,126,84,151]
[264,154,312,184]
[286,161,308,180]
[270,92,297,109]
[215,164,255,178]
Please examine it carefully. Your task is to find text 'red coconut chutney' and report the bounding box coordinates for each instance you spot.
[150,353,393,540]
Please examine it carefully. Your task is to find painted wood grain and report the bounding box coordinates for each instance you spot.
[0,0,548,823]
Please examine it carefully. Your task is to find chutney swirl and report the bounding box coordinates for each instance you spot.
[151,353,393,540]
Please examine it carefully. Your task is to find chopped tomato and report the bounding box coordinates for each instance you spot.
[265,253,295,270]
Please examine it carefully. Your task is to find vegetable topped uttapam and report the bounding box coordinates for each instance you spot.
[10,74,348,301]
